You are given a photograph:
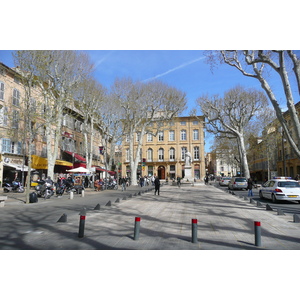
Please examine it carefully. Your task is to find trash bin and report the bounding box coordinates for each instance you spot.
[29,192,38,203]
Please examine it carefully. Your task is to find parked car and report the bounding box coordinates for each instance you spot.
[259,177,300,203]
[219,177,231,186]
[228,177,248,190]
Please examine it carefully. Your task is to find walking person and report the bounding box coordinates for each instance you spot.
[121,176,127,191]
[247,178,254,197]
[204,175,209,185]
[154,176,160,195]
[177,176,181,188]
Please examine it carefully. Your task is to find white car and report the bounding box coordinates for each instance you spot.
[259,177,300,203]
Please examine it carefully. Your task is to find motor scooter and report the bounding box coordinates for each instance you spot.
[3,180,25,193]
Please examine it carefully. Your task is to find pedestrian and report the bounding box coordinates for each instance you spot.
[139,176,144,187]
[177,176,181,188]
[121,176,127,191]
[151,175,155,186]
[154,176,160,195]
[295,174,300,181]
[247,178,254,197]
[205,175,209,185]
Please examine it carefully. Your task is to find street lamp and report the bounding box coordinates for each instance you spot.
[278,127,286,176]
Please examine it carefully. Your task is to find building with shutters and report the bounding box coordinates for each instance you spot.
[121,115,206,181]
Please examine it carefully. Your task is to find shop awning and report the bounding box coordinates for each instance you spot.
[32,155,73,169]
[92,166,115,175]
[64,151,86,162]
[3,162,33,172]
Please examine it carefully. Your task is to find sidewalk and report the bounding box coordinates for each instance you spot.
[3,183,300,250]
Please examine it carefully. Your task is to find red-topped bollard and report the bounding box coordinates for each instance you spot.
[192,219,198,243]
[254,221,261,247]
[134,217,141,240]
[78,208,87,238]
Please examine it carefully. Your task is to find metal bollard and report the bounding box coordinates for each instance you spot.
[78,208,87,238]
[134,217,141,240]
[254,221,261,247]
[191,219,198,243]
[81,190,85,197]
[69,191,74,200]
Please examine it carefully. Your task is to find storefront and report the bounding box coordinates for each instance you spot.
[31,155,73,176]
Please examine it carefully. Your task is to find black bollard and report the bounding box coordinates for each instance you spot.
[134,217,141,240]
[254,221,261,247]
[94,204,101,210]
[191,219,198,243]
[78,208,87,238]
[57,213,67,223]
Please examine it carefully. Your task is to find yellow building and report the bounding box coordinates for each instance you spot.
[121,116,206,181]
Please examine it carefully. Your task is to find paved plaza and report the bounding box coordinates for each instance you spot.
[1,183,300,250]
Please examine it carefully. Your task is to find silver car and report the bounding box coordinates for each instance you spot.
[228,177,248,190]
[219,177,231,186]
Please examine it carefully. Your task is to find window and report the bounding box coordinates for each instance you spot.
[193,129,199,140]
[11,141,22,155]
[169,147,175,161]
[62,114,67,126]
[158,131,164,141]
[147,133,153,142]
[193,120,199,125]
[126,149,130,161]
[181,147,187,160]
[136,132,141,142]
[169,130,175,141]
[0,81,4,100]
[180,121,186,125]
[14,76,20,84]
[2,138,11,153]
[180,130,187,141]
[194,146,199,160]
[158,148,164,161]
[12,110,19,129]
[13,88,20,106]
[30,98,37,113]
[0,106,8,126]
[147,148,153,162]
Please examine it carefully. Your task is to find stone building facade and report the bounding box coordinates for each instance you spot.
[121,116,206,181]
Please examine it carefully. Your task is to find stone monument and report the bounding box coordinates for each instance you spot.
[184,151,193,182]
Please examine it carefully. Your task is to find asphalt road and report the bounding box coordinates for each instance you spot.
[215,182,300,215]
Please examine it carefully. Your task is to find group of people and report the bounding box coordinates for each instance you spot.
[138,175,157,187]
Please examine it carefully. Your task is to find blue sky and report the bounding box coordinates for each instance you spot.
[0,50,292,151]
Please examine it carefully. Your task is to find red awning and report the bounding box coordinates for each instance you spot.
[92,165,115,174]
[64,151,86,162]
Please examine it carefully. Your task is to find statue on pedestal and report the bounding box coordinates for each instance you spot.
[185,151,192,167]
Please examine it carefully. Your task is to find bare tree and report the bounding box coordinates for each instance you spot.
[12,51,45,203]
[112,78,187,185]
[197,85,268,178]
[205,50,300,159]
[74,77,107,170]
[13,51,93,179]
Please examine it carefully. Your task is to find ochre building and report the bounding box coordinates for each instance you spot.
[121,116,206,181]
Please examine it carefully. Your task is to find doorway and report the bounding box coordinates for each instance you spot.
[158,166,165,179]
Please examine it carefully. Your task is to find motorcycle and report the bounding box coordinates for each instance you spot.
[3,180,25,193]
[35,180,54,199]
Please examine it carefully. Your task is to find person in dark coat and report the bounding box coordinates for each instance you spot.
[154,176,160,195]
[247,178,254,197]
